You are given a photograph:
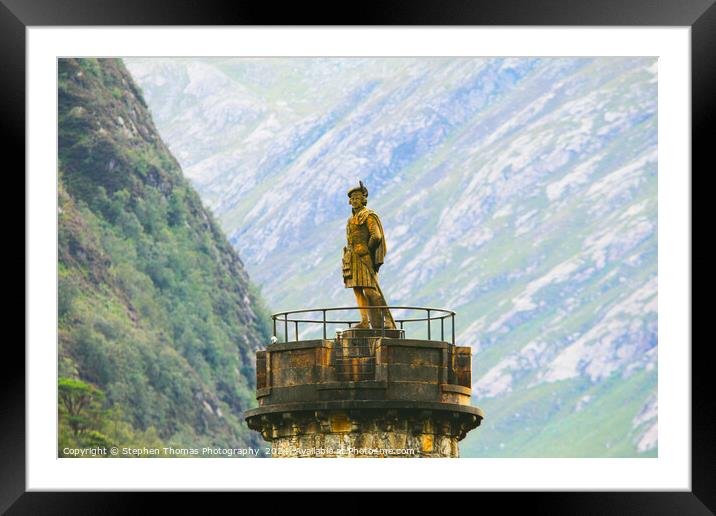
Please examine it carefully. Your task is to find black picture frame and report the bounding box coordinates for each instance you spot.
[5,0,708,512]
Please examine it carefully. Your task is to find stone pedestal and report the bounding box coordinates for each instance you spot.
[245,329,483,458]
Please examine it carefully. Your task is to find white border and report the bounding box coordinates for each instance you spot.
[27,27,690,490]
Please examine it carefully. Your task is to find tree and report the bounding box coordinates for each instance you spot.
[58,377,108,437]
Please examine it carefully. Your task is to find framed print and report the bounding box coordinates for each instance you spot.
[6,0,710,512]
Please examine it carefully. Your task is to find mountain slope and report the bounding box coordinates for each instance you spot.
[126,57,658,457]
[58,58,271,454]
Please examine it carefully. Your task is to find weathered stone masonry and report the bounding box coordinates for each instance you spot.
[245,328,483,457]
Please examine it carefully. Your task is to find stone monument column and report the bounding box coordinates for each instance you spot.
[245,326,483,458]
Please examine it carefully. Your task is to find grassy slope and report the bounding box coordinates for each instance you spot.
[461,367,657,457]
[58,58,272,454]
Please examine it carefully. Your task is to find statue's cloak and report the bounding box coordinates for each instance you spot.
[343,208,387,287]
[352,208,386,271]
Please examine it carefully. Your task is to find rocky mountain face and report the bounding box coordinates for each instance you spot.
[58,58,271,453]
[126,57,657,457]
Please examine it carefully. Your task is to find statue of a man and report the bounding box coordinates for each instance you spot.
[342,181,396,329]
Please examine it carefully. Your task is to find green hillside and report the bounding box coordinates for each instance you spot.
[58,58,272,456]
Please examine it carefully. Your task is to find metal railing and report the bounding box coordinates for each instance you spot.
[271,305,457,344]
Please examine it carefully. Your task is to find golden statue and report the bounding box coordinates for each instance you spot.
[342,181,396,329]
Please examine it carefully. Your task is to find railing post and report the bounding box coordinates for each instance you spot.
[284,313,288,343]
[273,317,276,340]
[451,314,455,345]
[322,310,327,340]
[382,308,385,337]
[441,317,444,342]
[295,321,299,342]
[427,309,431,340]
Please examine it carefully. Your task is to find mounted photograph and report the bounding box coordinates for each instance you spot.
[57,56,658,459]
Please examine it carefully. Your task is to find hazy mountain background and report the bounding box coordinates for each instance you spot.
[125,57,658,457]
